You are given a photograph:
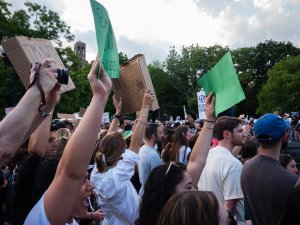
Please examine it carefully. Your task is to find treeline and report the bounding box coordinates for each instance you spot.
[1,0,300,120]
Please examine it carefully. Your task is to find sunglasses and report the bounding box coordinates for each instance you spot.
[165,161,185,175]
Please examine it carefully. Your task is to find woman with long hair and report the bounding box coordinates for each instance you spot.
[90,90,155,225]
[170,125,194,165]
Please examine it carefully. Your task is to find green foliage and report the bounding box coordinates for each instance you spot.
[257,56,300,114]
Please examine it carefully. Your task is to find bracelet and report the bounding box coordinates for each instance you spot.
[204,119,215,123]
[38,103,52,117]
[114,114,121,120]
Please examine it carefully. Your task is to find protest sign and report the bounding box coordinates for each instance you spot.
[2,36,75,93]
[198,51,245,116]
[112,54,159,115]
[90,0,119,78]
[57,113,76,120]
[197,91,206,119]
[102,112,110,123]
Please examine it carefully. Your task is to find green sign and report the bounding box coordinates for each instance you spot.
[198,51,245,116]
[90,0,119,78]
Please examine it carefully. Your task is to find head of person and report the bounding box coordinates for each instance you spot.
[46,126,59,157]
[240,139,258,164]
[95,132,126,173]
[157,191,234,225]
[137,162,192,225]
[72,174,95,217]
[214,116,244,146]
[253,113,288,149]
[55,128,71,156]
[145,122,163,144]
[170,125,194,161]
[279,154,299,175]
[120,116,131,130]
[194,120,204,133]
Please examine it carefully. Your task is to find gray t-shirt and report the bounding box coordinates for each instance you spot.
[241,154,298,225]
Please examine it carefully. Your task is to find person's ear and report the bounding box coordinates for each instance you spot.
[223,130,232,140]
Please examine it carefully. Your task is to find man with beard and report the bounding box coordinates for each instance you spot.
[241,113,300,225]
[198,116,246,225]
[138,123,162,196]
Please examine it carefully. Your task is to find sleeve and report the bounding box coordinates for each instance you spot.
[149,153,161,170]
[223,165,244,200]
[113,149,140,185]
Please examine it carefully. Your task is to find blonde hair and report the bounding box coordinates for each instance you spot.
[55,128,71,155]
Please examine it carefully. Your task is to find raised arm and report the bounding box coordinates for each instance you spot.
[107,95,122,134]
[44,55,112,225]
[0,59,58,165]
[28,84,61,157]
[129,89,154,153]
[187,92,216,188]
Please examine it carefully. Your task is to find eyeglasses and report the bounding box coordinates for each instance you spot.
[226,208,237,225]
[165,161,181,175]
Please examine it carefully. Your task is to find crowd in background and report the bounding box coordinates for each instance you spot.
[0,57,300,225]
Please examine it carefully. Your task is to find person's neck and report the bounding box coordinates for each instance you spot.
[258,146,281,160]
[218,140,234,152]
[144,139,156,148]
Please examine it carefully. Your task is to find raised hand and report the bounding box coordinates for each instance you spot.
[142,89,155,108]
[31,58,59,94]
[205,92,216,121]
[87,55,112,98]
[113,95,122,115]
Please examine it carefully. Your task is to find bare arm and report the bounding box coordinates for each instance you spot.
[107,95,122,134]
[0,59,58,165]
[129,89,154,153]
[44,55,112,225]
[28,84,61,156]
[225,199,238,214]
[187,92,216,188]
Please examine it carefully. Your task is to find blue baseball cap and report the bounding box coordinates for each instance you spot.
[253,113,287,143]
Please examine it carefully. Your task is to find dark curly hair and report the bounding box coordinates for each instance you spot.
[136,162,186,225]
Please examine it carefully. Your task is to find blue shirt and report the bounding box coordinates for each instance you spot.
[138,145,161,196]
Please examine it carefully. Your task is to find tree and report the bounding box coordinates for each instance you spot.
[257,56,300,114]
[233,40,300,116]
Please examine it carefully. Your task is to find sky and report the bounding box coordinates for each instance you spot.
[8,0,300,64]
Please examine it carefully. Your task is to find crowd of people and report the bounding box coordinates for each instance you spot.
[0,56,299,225]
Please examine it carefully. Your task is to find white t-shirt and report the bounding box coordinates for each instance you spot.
[90,149,140,225]
[24,194,79,225]
[198,146,246,225]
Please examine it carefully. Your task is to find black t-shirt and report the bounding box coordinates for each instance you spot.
[241,154,298,225]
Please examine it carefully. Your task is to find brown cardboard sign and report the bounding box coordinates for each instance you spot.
[112,54,159,115]
[57,113,76,120]
[2,36,75,93]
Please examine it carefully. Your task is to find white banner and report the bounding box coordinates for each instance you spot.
[102,112,110,123]
[197,91,206,119]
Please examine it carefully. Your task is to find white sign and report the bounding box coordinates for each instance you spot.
[197,91,206,119]
[102,112,110,123]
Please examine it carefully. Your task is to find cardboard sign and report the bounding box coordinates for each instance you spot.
[2,36,75,93]
[112,54,159,115]
[57,113,76,120]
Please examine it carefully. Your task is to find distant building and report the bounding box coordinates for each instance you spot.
[74,41,86,60]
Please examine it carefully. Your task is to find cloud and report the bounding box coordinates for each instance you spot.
[193,0,300,49]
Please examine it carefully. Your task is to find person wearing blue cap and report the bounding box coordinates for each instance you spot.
[241,113,300,225]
